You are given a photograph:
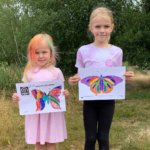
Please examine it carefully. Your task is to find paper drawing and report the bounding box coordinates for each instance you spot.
[16,80,66,115]
[78,67,126,100]
[31,86,62,112]
[81,75,123,96]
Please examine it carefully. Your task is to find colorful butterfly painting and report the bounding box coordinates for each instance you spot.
[81,75,123,96]
[31,86,62,112]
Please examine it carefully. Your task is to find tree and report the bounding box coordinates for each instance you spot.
[0,0,25,64]
[142,0,150,13]
[1,0,148,73]
[16,0,137,73]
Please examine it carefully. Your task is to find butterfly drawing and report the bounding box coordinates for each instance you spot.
[31,86,62,111]
[81,75,123,96]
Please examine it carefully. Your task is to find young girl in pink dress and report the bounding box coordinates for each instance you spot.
[12,34,69,150]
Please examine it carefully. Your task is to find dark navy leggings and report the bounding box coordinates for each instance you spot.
[83,100,115,150]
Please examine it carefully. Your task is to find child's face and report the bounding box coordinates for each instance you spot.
[35,40,51,68]
[89,15,114,44]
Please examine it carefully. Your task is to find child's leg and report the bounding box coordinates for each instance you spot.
[97,100,115,150]
[45,143,56,150]
[83,100,98,150]
[35,142,45,150]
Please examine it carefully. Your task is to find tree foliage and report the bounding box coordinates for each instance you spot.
[115,2,150,68]
[142,0,150,13]
[0,0,150,74]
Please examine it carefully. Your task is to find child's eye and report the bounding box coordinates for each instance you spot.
[35,52,39,54]
[105,25,110,28]
[95,26,100,28]
[43,51,47,53]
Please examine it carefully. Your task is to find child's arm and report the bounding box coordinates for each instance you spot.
[12,93,20,102]
[63,89,69,99]
[68,73,81,86]
[123,71,134,81]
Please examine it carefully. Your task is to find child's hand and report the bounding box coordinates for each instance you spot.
[12,93,20,102]
[68,74,81,86]
[63,89,69,99]
[123,71,134,81]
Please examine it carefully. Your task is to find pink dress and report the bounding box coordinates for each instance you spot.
[23,66,67,144]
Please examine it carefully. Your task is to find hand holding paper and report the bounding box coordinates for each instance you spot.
[63,89,69,99]
[123,71,134,81]
[12,93,20,102]
[68,74,81,86]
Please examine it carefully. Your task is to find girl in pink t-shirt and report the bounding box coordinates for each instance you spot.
[12,34,69,150]
[69,7,134,150]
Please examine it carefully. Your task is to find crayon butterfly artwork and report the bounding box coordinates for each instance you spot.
[81,75,123,96]
[31,86,62,112]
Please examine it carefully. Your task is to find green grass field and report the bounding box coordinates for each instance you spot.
[0,65,150,150]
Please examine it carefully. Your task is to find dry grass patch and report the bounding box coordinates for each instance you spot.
[0,90,34,150]
[133,71,150,89]
[1,68,150,149]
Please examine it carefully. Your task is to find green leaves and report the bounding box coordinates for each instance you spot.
[115,7,150,68]
[0,0,150,73]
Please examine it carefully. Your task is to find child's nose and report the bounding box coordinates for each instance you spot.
[100,27,104,32]
[39,53,43,57]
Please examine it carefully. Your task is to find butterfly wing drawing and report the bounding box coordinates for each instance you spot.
[48,86,62,109]
[81,76,102,96]
[81,75,123,96]
[102,75,123,93]
[31,86,62,111]
[31,89,45,111]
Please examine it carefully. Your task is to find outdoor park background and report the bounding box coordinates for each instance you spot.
[0,0,150,149]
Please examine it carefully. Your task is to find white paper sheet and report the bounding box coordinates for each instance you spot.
[16,80,66,115]
[78,67,126,100]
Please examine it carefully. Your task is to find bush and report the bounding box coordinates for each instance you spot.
[1,0,150,73]
[115,8,150,68]
[0,63,23,89]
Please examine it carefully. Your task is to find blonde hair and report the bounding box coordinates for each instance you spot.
[89,7,114,42]
[89,7,114,26]
[23,33,58,82]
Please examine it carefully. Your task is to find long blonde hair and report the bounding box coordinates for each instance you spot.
[23,34,58,82]
[89,7,114,42]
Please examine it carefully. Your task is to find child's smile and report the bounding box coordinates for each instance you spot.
[35,40,51,68]
[89,15,114,45]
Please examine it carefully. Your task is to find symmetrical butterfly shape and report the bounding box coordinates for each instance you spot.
[31,86,62,111]
[81,75,123,96]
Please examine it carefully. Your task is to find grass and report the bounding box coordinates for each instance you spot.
[1,65,150,149]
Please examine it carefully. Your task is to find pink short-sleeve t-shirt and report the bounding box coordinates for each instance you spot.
[75,44,123,68]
